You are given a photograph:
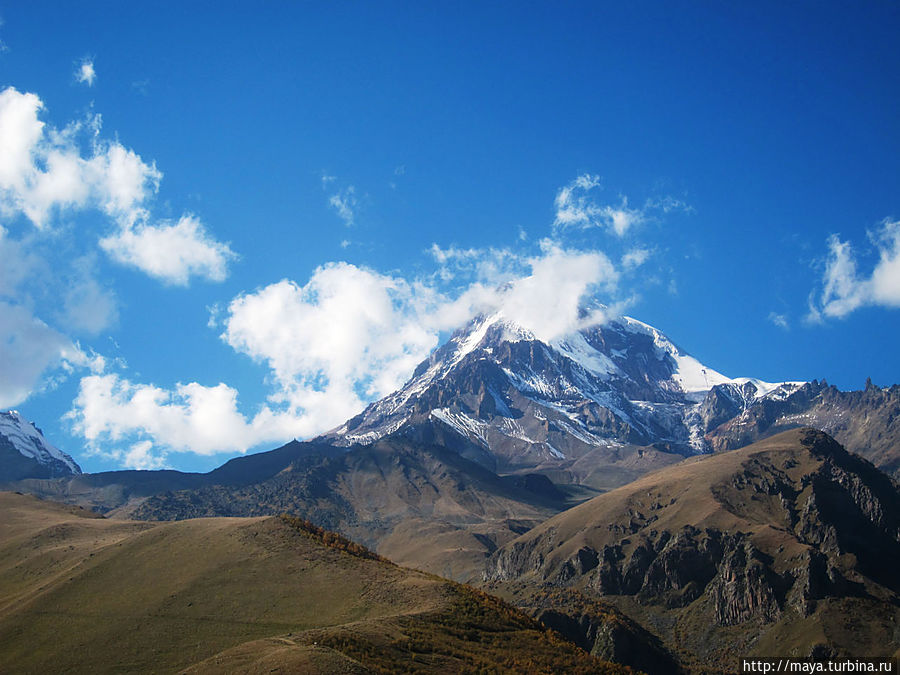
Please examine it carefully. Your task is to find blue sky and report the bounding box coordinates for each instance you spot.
[1,2,898,473]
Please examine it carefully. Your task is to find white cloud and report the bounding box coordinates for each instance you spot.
[87,141,161,219]
[0,86,233,285]
[809,219,900,320]
[553,174,644,236]
[75,59,96,87]
[429,243,521,284]
[68,373,307,457]
[553,174,690,238]
[490,242,618,341]
[622,247,651,269]
[0,301,91,408]
[553,173,602,229]
[869,220,900,307]
[328,186,357,227]
[100,214,236,285]
[768,312,789,330]
[603,198,645,237]
[222,264,438,426]
[123,441,167,470]
[0,88,45,207]
[0,87,161,229]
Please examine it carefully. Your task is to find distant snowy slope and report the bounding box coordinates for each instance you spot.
[0,410,81,481]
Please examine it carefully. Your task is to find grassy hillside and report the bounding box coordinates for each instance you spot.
[483,429,900,673]
[0,492,629,674]
[130,438,564,582]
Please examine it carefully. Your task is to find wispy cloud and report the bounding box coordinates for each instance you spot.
[58,255,118,335]
[75,58,96,87]
[622,247,651,270]
[328,186,357,227]
[807,219,900,321]
[553,173,689,237]
[0,301,105,408]
[768,312,789,330]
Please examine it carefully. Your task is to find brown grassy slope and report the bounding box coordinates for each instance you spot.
[131,438,562,583]
[483,429,900,672]
[487,428,897,580]
[0,492,628,674]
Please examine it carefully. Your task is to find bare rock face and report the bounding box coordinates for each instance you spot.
[521,589,680,675]
[708,539,783,626]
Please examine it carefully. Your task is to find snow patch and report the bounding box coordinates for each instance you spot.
[430,408,490,447]
[551,332,619,378]
[342,415,409,445]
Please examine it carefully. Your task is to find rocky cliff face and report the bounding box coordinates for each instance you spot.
[519,589,680,675]
[483,429,900,670]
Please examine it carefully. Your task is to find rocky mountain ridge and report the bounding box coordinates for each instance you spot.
[321,311,900,484]
[482,429,900,671]
[325,313,801,463]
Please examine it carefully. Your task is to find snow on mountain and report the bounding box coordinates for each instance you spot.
[0,410,81,478]
[322,311,805,470]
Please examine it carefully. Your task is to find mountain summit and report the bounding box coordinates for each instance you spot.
[0,410,81,482]
[322,312,801,488]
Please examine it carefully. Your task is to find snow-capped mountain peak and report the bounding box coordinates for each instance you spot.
[0,410,81,478]
[322,311,804,469]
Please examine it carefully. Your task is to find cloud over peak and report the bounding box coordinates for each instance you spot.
[68,241,626,461]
